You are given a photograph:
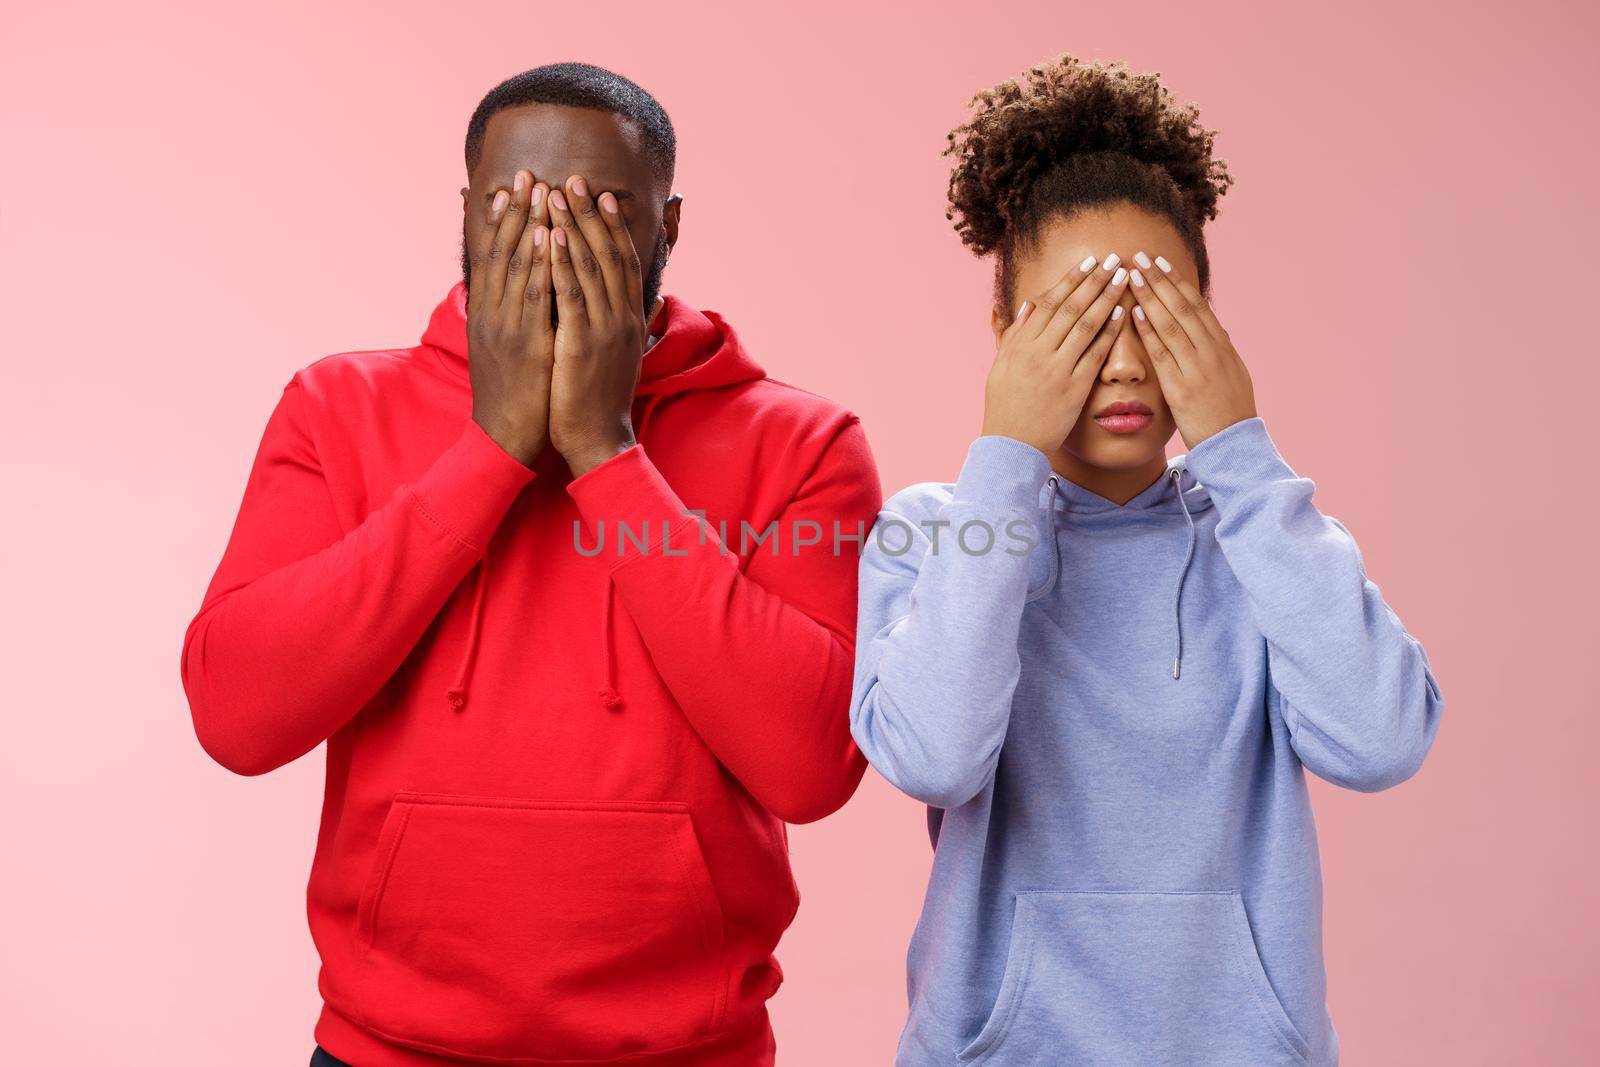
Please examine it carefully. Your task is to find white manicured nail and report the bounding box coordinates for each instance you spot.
[1015,301,1028,321]
[1102,253,1121,271]
[1130,268,1145,288]
[1111,305,1124,321]
[1155,255,1172,273]
[1079,255,1097,273]
[1111,267,1128,286]
[1134,305,1146,321]
[1133,251,1152,269]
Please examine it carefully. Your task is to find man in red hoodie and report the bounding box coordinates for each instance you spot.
[182,63,881,1067]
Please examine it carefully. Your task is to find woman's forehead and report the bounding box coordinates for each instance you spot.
[1016,207,1199,284]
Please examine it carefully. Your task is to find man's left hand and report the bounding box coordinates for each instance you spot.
[546,173,648,477]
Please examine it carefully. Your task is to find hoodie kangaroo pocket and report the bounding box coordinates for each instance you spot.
[957,890,1311,1066]
[350,792,729,1062]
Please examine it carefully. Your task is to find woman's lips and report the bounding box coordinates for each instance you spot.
[1094,412,1153,434]
[1092,400,1155,434]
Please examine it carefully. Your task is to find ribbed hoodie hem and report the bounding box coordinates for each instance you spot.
[314,1004,775,1067]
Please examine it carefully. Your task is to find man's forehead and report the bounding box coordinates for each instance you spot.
[477,104,651,195]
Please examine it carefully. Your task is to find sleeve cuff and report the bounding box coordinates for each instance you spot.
[1181,417,1298,497]
[565,444,700,563]
[406,420,537,553]
[952,436,1053,511]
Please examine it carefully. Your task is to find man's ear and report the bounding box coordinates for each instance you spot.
[460,186,470,212]
[990,303,1011,346]
[662,193,683,257]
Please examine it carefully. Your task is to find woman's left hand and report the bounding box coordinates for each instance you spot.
[1126,253,1257,448]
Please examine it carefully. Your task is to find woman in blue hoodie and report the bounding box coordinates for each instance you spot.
[850,55,1443,1066]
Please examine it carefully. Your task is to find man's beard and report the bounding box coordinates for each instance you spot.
[460,224,669,327]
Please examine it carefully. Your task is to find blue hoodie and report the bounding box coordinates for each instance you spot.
[850,417,1443,1066]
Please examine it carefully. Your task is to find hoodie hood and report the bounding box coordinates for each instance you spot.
[1046,455,1215,518]
[420,281,767,398]
[1031,455,1216,679]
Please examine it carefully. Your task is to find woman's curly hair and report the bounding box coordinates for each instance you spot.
[945,55,1233,304]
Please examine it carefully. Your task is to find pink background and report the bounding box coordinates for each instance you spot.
[4,1,1596,1062]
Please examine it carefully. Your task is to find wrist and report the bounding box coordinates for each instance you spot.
[472,411,545,468]
[562,434,636,477]
[1182,405,1259,449]
[980,420,1055,457]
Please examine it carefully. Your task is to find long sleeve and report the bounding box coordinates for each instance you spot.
[180,377,535,776]
[564,418,882,824]
[849,436,1051,809]
[1184,416,1444,792]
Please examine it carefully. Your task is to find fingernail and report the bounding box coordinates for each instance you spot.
[600,191,619,214]
[1130,268,1145,288]
[1102,253,1121,271]
[551,189,568,212]
[1112,267,1128,286]
[1133,306,1146,321]
[1111,305,1124,321]
[571,176,588,197]
[553,227,567,246]
[1133,251,1152,269]
[533,227,545,247]
[1155,255,1172,273]
[491,190,509,215]
[1015,301,1030,321]
[1079,255,1097,273]
[514,172,527,194]
[531,186,544,209]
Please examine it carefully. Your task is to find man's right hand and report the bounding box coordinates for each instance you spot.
[467,168,555,467]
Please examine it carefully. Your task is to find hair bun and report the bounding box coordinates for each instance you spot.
[946,54,1233,256]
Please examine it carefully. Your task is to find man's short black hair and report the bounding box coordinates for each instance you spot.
[465,62,676,186]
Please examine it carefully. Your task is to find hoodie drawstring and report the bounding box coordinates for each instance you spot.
[1169,468,1197,680]
[1033,468,1196,679]
[1028,476,1064,602]
[451,393,671,715]
[594,391,671,711]
[597,576,621,708]
[445,549,491,711]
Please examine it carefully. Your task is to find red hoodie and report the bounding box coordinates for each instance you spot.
[182,283,882,1066]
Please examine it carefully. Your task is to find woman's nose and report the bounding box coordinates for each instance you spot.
[1100,293,1146,383]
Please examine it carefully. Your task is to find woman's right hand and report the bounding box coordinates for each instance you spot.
[981,254,1129,454]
